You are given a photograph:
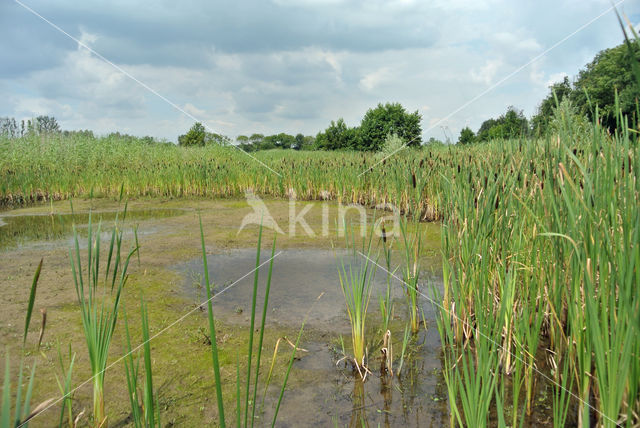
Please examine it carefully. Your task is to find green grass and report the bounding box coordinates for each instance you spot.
[70,209,138,426]
[336,222,377,377]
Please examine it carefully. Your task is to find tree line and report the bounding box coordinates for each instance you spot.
[458,41,640,144]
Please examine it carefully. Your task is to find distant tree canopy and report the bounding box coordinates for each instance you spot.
[315,118,359,150]
[571,42,640,130]
[236,132,315,152]
[459,41,640,145]
[476,106,529,141]
[529,42,640,136]
[359,103,422,151]
[178,122,231,147]
[315,102,422,151]
[0,115,61,138]
[178,122,206,146]
[457,126,476,145]
[531,77,573,136]
[34,115,60,134]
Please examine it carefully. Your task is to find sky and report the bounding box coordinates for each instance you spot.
[1,0,640,143]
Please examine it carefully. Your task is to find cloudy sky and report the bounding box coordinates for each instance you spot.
[1,0,639,143]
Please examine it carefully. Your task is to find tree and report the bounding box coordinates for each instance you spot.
[457,126,476,145]
[425,137,445,146]
[205,132,232,146]
[0,117,18,138]
[178,122,206,146]
[34,115,60,134]
[315,118,359,150]
[263,133,296,149]
[571,42,640,130]
[531,76,573,136]
[358,103,421,151]
[477,106,528,141]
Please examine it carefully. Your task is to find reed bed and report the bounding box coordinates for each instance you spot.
[0,133,453,219]
[437,103,639,426]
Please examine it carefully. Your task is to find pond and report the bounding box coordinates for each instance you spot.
[176,247,450,427]
[0,207,187,250]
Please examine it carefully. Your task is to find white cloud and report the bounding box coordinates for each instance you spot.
[359,67,392,91]
[183,103,206,117]
[546,72,569,87]
[470,59,503,85]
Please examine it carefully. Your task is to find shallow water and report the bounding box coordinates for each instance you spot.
[177,248,450,427]
[0,208,186,250]
[177,248,442,329]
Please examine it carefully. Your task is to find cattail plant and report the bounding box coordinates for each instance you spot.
[70,211,138,427]
[337,221,377,378]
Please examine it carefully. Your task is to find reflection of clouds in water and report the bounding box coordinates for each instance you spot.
[0,218,6,227]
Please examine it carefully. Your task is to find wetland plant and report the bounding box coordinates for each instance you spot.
[70,212,138,426]
[54,344,79,428]
[1,259,51,428]
[199,219,299,427]
[399,218,422,334]
[337,222,377,378]
[123,299,160,428]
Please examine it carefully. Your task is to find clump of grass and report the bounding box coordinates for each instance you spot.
[1,259,52,428]
[199,218,302,427]
[336,222,377,378]
[70,210,138,426]
[54,344,79,428]
[378,224,395,335]
[399,218,421,334]
[123,299,160,428]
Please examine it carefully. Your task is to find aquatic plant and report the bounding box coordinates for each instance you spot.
[399,218,421,334]
[1,260,51,428]
[336,222,377,378]
[123,299,160,428]
[199,219,301,427]
[70,211,138,426]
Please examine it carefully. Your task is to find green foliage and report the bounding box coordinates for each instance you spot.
[531,76,572,136]
[457,127,476,145]
[549,97,592,142]
[0,118,19,138]
[238,132,314,151]
[123,299,160,428]
[178,122,206,147]
[315,103,421,151]
[33,116,60,134]
[70,211,138,426]
[477,106,528,141]
[315,118,359,150]
[377,132,405,158]
[358,103,422,151]
[571,42,640,129]
[425,137,445,146]
[178,123,231,147]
